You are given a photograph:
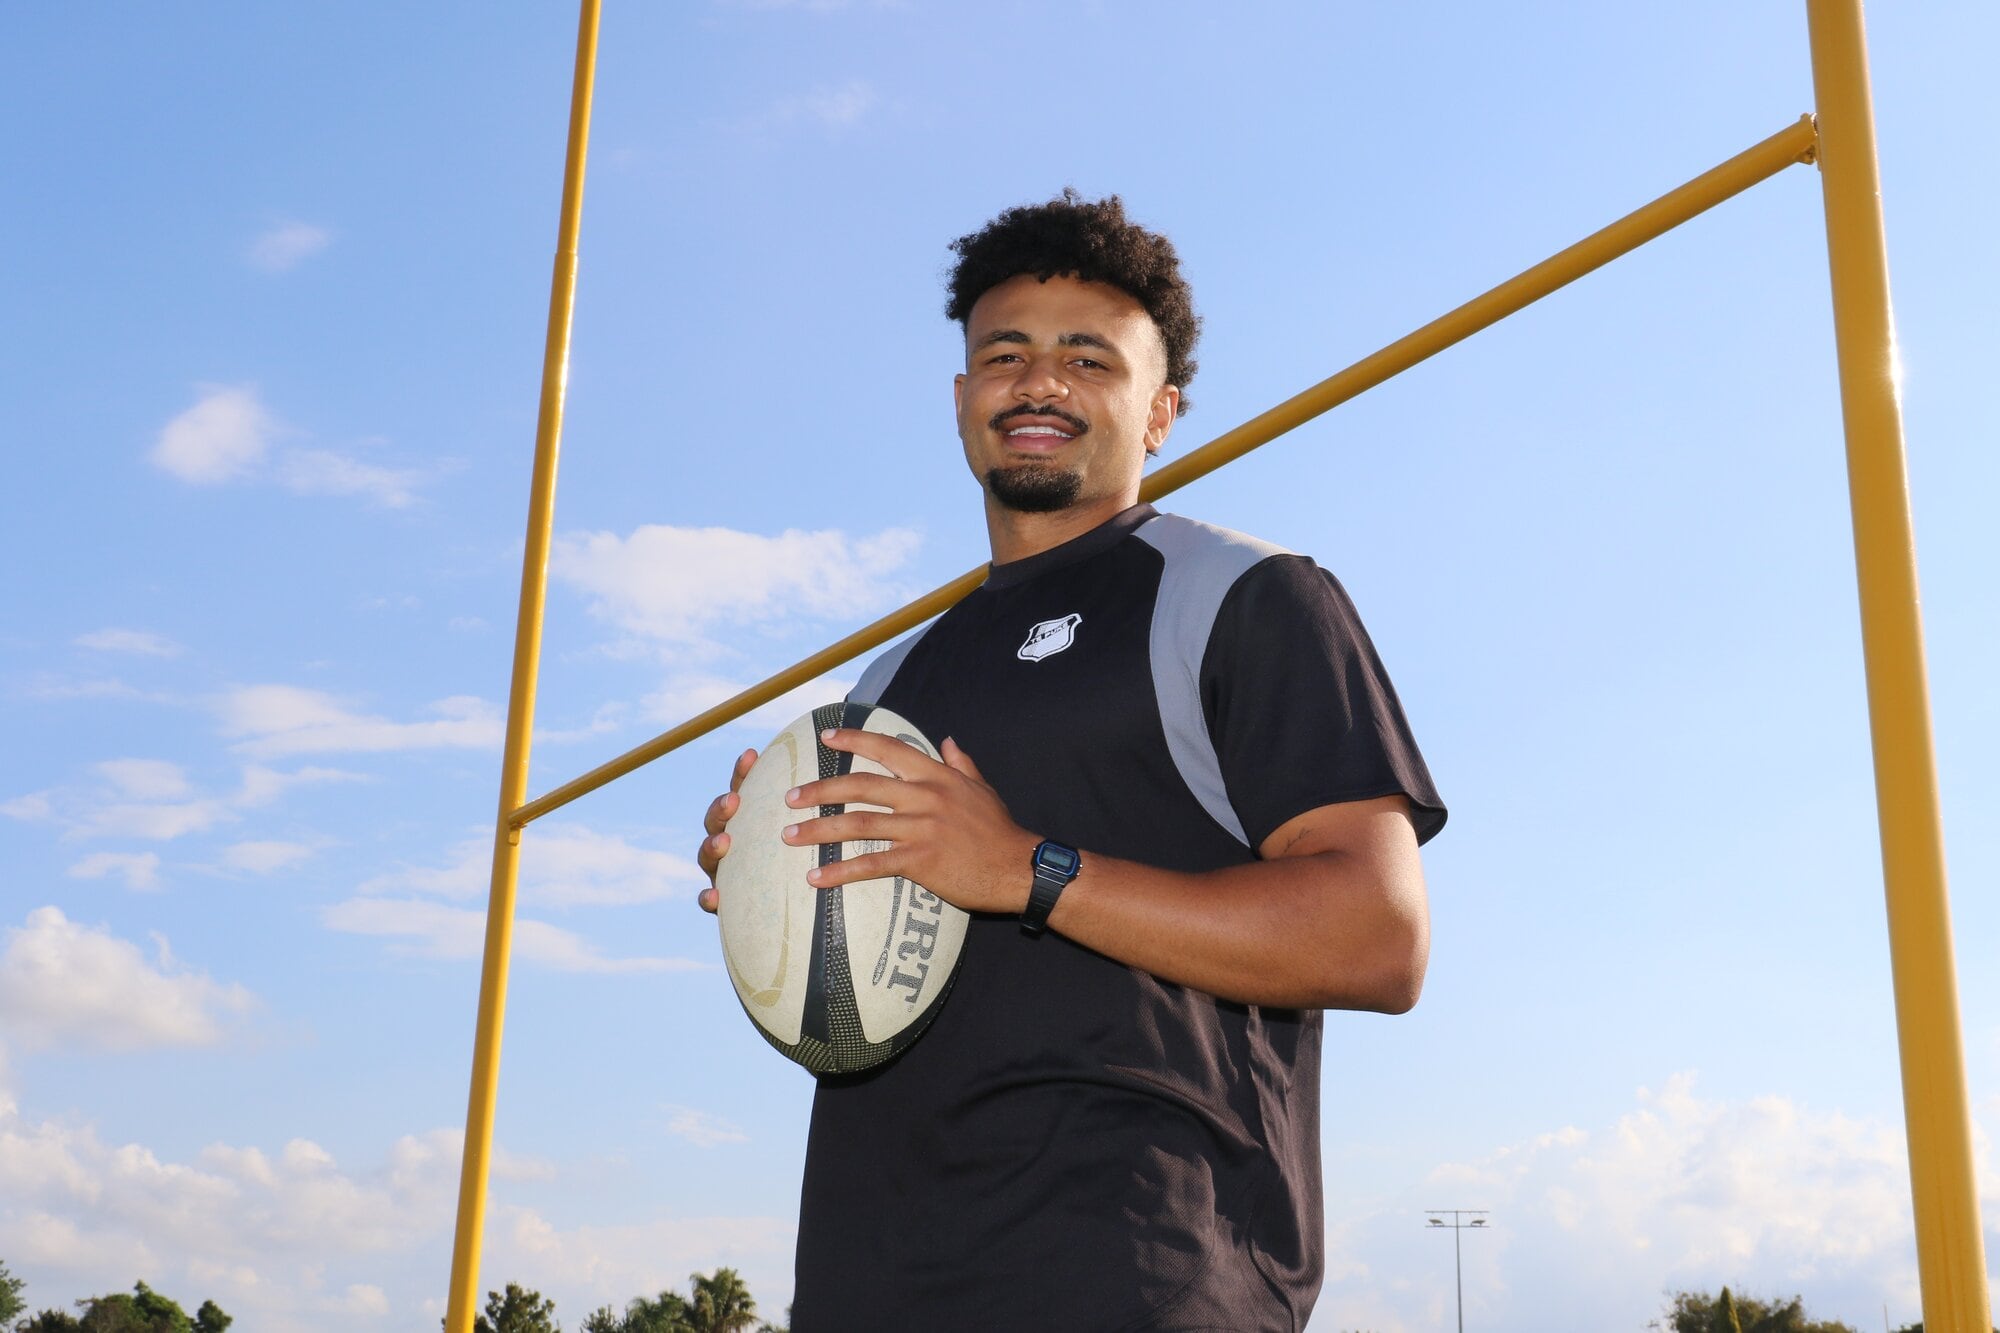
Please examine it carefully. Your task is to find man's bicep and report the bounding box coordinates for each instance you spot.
[1257,794,1430,1013]
[1257,793,1420,866]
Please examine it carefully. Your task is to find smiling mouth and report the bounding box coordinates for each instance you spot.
[991,405,1088,441]
[1006,425,1073,443]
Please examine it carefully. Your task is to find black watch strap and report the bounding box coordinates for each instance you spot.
[1021,840,1082,936]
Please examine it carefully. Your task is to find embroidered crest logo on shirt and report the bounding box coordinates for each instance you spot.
[1017,613,1082,662]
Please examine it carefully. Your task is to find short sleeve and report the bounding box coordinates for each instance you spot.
[1199,555,1446,850]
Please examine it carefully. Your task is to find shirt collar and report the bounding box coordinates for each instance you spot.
[983,503,1157,590]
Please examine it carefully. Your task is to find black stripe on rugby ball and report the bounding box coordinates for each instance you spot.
[770,700,960,1077]
[798,701,852,1048]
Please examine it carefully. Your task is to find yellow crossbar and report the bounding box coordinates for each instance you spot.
[510,114,1817,830]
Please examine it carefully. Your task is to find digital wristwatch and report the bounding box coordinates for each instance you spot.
[1021,839,1082,936]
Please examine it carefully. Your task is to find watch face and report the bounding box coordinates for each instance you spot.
[1036,843,1080,876]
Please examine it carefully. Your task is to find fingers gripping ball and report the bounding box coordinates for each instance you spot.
[716,702,968,1074]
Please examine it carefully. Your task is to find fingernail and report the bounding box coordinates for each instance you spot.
[786,787,801,804]
[807,867,822,884]
[783,824,798,840]
[822,728,837,741]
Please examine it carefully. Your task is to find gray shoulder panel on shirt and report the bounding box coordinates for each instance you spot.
[1134,513,1294,849]
[848,620,934,706]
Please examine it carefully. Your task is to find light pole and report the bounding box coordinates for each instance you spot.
[1425,1209,1489,1333]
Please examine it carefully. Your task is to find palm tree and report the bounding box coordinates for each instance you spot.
[686,1270,757,1333]
[619,1290,695,1333]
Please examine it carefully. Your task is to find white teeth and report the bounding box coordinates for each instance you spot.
[1008,426,1069,437]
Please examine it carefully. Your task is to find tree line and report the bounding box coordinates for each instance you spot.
[0,1260,784,1333]
[0,1266,231,1333]
[468,1269,783,1333]
[14,1262,1990,1331]
[1654,1286,1995,1333]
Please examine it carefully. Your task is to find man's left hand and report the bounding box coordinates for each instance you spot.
[780,728,1037,914]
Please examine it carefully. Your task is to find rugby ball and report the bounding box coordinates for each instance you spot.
[716,701,968,1074]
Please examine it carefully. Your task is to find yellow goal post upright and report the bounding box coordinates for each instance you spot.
[442,2,1991,1329]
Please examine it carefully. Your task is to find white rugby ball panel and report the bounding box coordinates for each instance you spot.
[716,701,967,1074]
[716,723,816,1045]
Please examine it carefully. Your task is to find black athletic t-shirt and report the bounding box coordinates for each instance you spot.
[793,504,1444,1332]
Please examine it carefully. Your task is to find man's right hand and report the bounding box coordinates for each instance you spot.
[696,747,759,915]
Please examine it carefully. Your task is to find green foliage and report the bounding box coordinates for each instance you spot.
[567,1272,762,1333]
[1656,1288,1860,1333]
[74,1293,148,1333]
[44,1285,226,1333]
[618,1289,694,1333]
[686,1270,757,1333]
[474,1284,561,1333]
[1720,1287,1745,1333]
[1,1259,26,1324]
[15,1313,84,1333]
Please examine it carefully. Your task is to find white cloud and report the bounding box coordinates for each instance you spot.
[551,523,919,648]
[319,897,705,974]
[66,851,163,891]
[0,1112,456,1324]
[279,447,422,508]
[149,385,429,507]
[360,823,703,908]
[0,1092,787,1332]
[339,1284,390,1316]
[1316,1074,1999,1332]
[489,1203,793,1321]
[75,761,228,840]
[236,762,368,808]
[2,792,53,821]
[723,0,857,10]
[74,628,185,658]
[221,840,317,874]
[535,701,628,746]
[219,685,503,757]
[96,758,193,800]
[18,676,146,701]
[643,671,855,736]
[727,78,881,135]
[786,79,878,128]
[546,524,910,754]
[28,762,358,844]
[151,385,274,484]
[247,220,332,273]
[0,906,255,1051]
[663,1105,749,1149]
[77,798,236,841]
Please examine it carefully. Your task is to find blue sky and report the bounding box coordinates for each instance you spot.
[2,3,1994,1329]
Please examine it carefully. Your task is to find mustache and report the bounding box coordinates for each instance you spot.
[989,403,1088,435]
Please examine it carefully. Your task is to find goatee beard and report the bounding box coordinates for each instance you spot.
[986,463,1083,513]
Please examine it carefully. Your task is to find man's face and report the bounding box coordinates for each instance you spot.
[954,274,1178,515]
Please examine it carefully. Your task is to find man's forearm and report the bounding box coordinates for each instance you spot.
[1043,834,1429,1012]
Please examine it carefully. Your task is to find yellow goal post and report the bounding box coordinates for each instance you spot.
[443,3,1991,1328]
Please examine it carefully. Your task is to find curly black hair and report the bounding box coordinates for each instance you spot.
[945,190,1200,416]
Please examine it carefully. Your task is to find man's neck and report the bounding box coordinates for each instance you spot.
[984,491,1138,567]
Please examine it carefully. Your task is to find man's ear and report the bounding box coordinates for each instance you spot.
[953,372,966,419]
[1145,383,1179,456]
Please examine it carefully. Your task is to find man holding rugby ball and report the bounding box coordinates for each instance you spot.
[699,191,1444,1331]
